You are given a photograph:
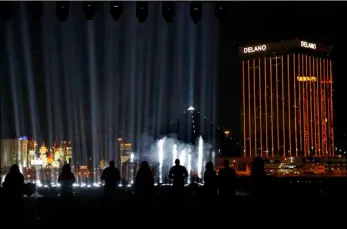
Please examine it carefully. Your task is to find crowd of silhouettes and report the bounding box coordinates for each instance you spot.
[0,156,266,220]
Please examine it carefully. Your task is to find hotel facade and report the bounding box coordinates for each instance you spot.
[240,39,334,158]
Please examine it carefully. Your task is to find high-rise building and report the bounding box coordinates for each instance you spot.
[0,137,36,169]
[240,39,334,158]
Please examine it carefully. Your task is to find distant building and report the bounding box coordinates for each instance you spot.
[0,137,36,169]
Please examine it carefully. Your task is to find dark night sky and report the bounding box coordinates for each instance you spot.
[1,2,347,150]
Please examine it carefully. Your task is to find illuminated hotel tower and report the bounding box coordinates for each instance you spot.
[240,39,334,158]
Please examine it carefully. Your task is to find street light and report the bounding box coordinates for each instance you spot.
[224,130,230,138]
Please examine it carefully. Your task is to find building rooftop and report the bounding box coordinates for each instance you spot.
[239,39,332,57]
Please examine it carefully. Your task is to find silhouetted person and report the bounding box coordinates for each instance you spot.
[3,164,24,198]
[203,162,217,198]
[2,164,24,221]
[58,164,76,197]
[169,159,188,188]
[101,160,121,196]
[218,159,237,200]
[135,161,154,200]
[168,159,188,200]
[251,156,266,198]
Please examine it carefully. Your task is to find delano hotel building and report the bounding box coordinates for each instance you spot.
[240,39,334,158]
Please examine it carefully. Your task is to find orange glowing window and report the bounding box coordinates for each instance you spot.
[297,76,317,82]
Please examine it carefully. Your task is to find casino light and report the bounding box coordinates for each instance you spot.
[190,2,202,24]
[82,2,98,20]
[56,2,70,22]
[162,2,175,23]
[215,3,227,19]
[0,1,13,22]
[26,2,43,22]
[136,1,148,23]
[110,1,123,21]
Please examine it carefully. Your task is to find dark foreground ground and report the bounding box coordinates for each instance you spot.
[1,176,347,223]
[3,191,347,224]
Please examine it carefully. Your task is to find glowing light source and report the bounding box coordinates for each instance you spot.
[297,76,317,82]
[188,106,195,111]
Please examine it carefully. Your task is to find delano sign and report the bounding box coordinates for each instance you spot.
[243,44,267,54]
[301,41,317,50]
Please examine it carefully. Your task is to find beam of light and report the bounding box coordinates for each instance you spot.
[197,136,203,179]
[179,148,186,167]
[153,2,169,136]
[86,20,99,170]
[5,21,21,138]
[157,137,165,183]
[188,10,196,107]
[187,152,191,182]
[103,7,117,163]
[61,6,82,167]
[172,144,177,166]
[41,15,54,148]
[19,3,39,140]
[124,3,137,146]
[212,149,215,167]
[42,3,65,148]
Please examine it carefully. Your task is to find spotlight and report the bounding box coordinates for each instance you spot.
[190,2,202,24]
[0,2,13,22]
[162,2,175,23]
[136,1,148,23]
[110,2,123,21]
[26,2,43,22]
[82,2,98,20]
[215,3,227,19]
[56,2,70,22]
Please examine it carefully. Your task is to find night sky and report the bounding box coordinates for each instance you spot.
[1,2,347,152]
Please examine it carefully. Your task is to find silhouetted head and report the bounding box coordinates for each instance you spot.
[109,160,115,167]
[175,159,180,166]
[141,161,149,169]
[223,159,230,168]
[9,164,20,173]
[205,162,214,170]
[62,164,71,174]
[251,156,265,177]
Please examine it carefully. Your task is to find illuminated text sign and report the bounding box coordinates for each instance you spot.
[301,41,316,50]
[243,45,267,54]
